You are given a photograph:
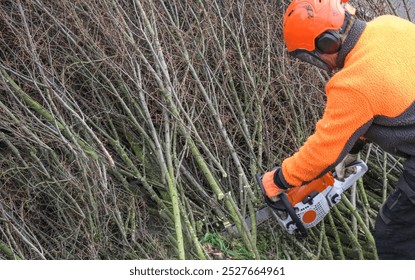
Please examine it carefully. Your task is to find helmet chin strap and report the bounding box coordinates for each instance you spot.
[320,62,335,73]
[317,52,338,72]
[305,52,336,73]
[313,58,335,73]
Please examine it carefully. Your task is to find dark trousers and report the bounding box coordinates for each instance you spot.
[373,173,415,259]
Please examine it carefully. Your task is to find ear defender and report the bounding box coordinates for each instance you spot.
[315,30,342,54]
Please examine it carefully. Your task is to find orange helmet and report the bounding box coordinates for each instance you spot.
[283,0,352,72]
[283,0,347,52]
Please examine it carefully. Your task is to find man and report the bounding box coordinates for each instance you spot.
[262,0,415,259]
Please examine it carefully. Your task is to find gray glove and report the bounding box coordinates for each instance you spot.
[335,154,358,181]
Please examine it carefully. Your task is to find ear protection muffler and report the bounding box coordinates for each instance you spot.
[315,30,342,54]
[314,8,353,55]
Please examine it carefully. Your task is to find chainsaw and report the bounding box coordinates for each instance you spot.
[224,160,368,237]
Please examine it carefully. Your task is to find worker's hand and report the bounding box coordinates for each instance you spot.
[262,168,286,202]
[335,153,358,180]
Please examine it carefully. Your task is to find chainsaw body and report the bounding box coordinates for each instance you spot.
[260,160,368,235]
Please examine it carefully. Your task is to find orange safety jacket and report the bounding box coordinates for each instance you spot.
[279,15,415,188]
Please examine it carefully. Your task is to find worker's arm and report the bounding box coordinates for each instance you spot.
[279,87,374,188]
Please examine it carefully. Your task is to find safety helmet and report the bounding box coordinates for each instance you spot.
[283,0,351,71]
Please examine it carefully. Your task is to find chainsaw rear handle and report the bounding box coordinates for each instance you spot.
[256,174,307,237]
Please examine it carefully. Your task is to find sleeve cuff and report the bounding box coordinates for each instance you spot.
[273,168,292,189]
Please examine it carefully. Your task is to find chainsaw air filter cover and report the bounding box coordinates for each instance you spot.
[273,189,332,234]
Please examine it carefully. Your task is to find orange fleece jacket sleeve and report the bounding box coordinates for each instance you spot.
[281,87,373,187]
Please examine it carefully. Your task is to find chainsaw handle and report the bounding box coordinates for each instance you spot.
[279,193,308,237]
[256,174,307,237]
[256,174,283,210]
